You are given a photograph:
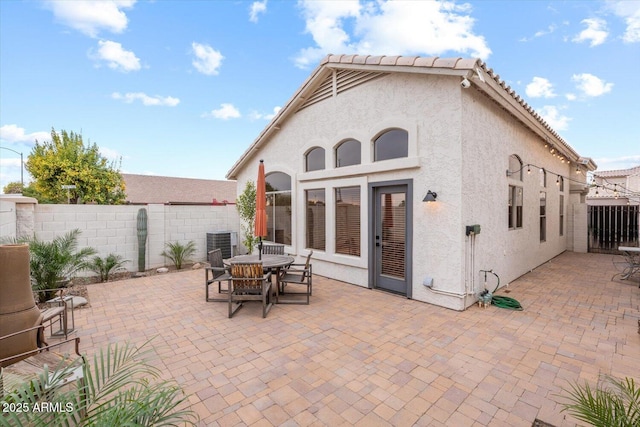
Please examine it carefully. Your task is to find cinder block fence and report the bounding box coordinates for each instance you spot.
[0,195,241,274]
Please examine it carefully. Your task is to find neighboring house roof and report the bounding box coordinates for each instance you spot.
[588,164,640,203]
[122,173,236,204]
[593,165,640,178]
[226,54,596,179]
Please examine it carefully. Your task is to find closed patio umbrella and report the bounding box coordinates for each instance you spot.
[255,160,267,260]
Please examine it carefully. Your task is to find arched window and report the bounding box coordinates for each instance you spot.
[335,139,361,168]
[374,129,408,161]
[305,147,325,172]
[265,172,291,245]
[509,154,523,181]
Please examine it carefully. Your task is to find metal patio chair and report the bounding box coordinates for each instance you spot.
[262,244,285,255]
[205,249,232,302]
[228,262,273,318]
[277,251,313,305]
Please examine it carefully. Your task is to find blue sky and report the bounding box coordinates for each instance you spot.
[1,0,639,192]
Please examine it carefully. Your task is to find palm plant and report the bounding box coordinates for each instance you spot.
[160,240,196,270]
[0,339,198,426]
[87,253,129,282]
[558,375,640,427]
[4,229,96,301]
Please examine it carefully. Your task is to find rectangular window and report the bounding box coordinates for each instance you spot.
[559,194,564,236]
[305,189,325,251]
[508,185,523,229]
[335,186,360,256]
[540,191,546,242]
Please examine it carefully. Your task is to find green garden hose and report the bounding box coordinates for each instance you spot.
[491,295,523,311]
[480,269,523,311]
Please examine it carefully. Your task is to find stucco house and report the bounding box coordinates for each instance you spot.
[587,165,640,206]
[226,55,596,310]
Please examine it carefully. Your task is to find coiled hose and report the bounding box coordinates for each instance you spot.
[480,270,523,311]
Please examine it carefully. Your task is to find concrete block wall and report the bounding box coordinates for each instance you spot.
[23,203,240,274]
[0,199,16,239]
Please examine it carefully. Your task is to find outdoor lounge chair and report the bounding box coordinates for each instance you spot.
[0,243,84,400]
[277,251,313,304]
[228,262,273,318]
[205,249,231,302]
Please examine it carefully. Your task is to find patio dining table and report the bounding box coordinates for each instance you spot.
[617,246,640,285]
[225,254,295,301]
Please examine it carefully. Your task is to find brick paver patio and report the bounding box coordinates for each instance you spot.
[68,251,639,426]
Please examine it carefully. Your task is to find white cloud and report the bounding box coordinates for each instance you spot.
[572,18,608,46]
[565,93,577,101]
[525,77,556,98]
[191,42,224,75]
[537,105,571,131]
[91,40,141,72]
[594,154,640,171]
[249,106,282,121]
[249,0,268,23]
[44,0,135,38]
[294,0,491,69]
[0,124,49,145]
[202,104,241,120]
[99,147,124,161]
[571,73,613,97]
[607,1,640,43]
[112,92,180,106]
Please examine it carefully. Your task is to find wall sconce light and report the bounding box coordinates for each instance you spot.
[423,190,437,202]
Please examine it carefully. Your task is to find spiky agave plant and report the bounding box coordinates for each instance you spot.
[558,375,640,427]
[0,339,198,427]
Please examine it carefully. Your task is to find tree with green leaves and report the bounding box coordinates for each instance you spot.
[2,181,23,194]
[236,180,256,254]
[25,128,126,204]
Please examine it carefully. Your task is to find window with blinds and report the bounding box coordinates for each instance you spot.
[305,189,326,250]
[335,186,360,256]
[381,192,405,279]
[509,185,523,229]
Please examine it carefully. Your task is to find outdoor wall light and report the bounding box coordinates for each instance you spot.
[423,190,437,202]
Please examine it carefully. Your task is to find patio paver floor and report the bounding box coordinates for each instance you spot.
[67,251,639,426]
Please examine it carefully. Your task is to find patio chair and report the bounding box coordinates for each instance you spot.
[205,249,231,302]
[262,244,285,255]
[277,251,313,305]
[228,262,273,318]
[1,324,83,399]
[0,244,84,400]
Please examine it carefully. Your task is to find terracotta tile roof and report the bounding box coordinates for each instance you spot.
[593,164,640,178]
[122,173,236,204]
[227,54,593,179]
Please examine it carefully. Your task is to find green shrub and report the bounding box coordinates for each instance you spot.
[87,253,129,282]
[558,375,640,427]
[1,339,198,426]
[4,229,96,301]
[160,241,196,270]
